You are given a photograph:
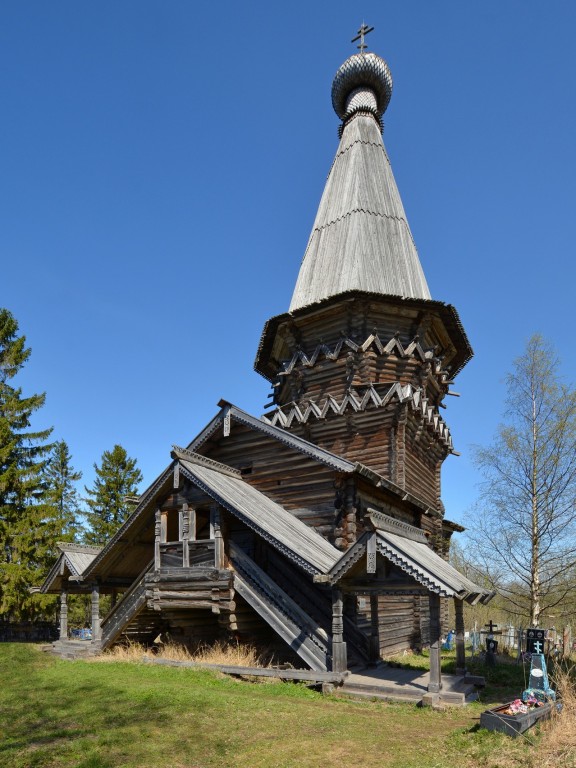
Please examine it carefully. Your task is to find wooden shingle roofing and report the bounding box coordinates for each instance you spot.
[289,111,431,312]
[40,543,102,592]
[177,453,341,575]
[323,515,494,605]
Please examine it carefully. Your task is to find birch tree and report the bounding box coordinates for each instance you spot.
[468,335,576,626]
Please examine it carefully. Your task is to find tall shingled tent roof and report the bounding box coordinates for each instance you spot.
[289,51,431,312]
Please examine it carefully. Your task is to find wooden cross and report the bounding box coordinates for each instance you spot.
[485,619,498,634]
[351,23,374,52]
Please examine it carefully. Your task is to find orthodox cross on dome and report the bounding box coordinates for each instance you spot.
[351,23,374,52]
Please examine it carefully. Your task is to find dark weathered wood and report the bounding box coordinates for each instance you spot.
[211,506,224,569]
[427,593,442,693]
[91,584,101,642]
[154,509,161,571]
[141,655,347,683]
[331,587,347,673]
[454,597,466,675]
[59,589,68,640]
[181,503,189,567]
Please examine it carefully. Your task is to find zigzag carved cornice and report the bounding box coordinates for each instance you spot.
[262,382,454,451]
[277,332,449,381]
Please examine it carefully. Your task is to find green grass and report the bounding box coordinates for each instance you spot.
[0,644,542,768]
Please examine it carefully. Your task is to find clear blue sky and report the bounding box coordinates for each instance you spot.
[2,2,575,527]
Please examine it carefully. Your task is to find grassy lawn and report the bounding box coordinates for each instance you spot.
[0,644,564,768]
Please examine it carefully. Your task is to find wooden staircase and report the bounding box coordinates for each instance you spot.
[229,542,330,671]
[265,549,369,667]
[100,561,159,650]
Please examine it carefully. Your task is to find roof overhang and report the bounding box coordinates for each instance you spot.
[255,290,473,382]
[317,514,494,605]
[39,543,102,594]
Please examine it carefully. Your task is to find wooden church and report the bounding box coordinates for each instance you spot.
[41,34,493,691]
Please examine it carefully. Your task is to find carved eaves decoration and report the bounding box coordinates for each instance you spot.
[263,382,454,452]
[171,446,241,478]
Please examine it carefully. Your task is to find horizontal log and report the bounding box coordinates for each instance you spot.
[152,590,223,600]
[154,600,215,610]
[141,655,347,684]
[153,599,236,612]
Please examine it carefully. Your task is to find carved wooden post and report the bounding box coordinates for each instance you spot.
[454,597,466,675]
[427,592,442,693]
[369,594,380,665]
[160,510,168,543]
[182,503,190,568]
[211,505,224,569]
[91,583,101,642]
[189,505,197,541]
[59,588,68,641]
[331,588,348,672]
[154,509,161,570]
[394,405,407,490]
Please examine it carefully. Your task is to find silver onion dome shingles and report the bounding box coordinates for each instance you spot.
[331,52,393,123]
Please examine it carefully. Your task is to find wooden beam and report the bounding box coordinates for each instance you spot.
[427,593,441,693]
[154,509,161,571]
[59,589,68,641]
[331,587,347,673]
[141,655,347,684]
[181,503,190,568]
[454,597,466,676]
[91,583,101,642]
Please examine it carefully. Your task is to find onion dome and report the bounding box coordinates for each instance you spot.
[331,52,393,129]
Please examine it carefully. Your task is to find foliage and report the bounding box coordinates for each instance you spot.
[84,444,142,545]
[41,439,83,548]
[0,309,53,619]
[466,335,576,626]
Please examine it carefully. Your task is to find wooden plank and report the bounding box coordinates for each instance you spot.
[141,655,346,683]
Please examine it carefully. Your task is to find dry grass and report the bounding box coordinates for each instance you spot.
[536,661,576,767]
[462,660,576,768]
[94,638,274,668]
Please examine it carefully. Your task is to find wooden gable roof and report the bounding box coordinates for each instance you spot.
[188,400,355,473]
[319,512,494,605]
[40,543,102,593]
[174,448,340,575]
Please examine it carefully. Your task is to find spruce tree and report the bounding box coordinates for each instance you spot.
[84,445,142,545]
[42,440,83,549]
[0,309,53,619]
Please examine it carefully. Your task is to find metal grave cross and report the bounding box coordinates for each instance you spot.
[351,23,374,52]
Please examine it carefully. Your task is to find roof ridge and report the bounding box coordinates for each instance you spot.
[187,402,355,473]
[57,542,102,554]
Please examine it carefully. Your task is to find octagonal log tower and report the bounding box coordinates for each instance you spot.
[255,49,472,523]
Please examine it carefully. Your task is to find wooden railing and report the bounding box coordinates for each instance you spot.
[229,542,330,672]
[99,560,154,649]
[158,540,215,569]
